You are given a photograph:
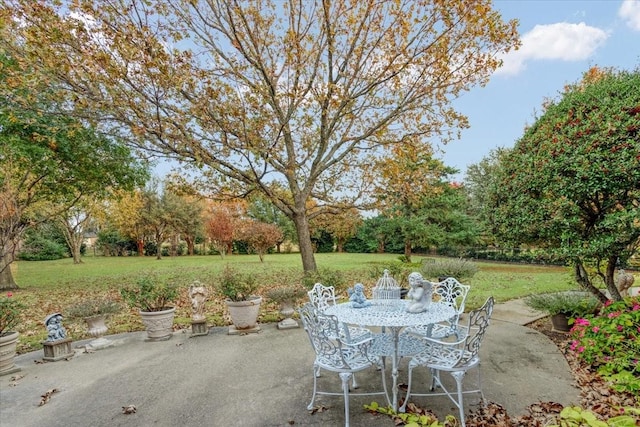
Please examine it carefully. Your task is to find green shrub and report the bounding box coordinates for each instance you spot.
[525,291,601,317]
[215,265,259,301]
[67,299,122,319]
[120,274,179,311]
[301,267,345,291]
[569,296,640,396]
[421,257,478,280]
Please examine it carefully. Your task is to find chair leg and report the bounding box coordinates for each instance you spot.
[450,371,467,427]
[351,374,358,389]
[399,363,414,412]
[339,372,352,427]
[430,368,440,391]
[307,365,319,410]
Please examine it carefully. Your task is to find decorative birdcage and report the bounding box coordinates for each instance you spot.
[372,269,401,303]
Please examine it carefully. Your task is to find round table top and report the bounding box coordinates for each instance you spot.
[325,299,455,328]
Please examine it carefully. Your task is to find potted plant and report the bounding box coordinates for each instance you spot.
[216,265,262,334]
[67,299,121,338]
[524,290,601,332]
[265,285,307,329]
[0,292,25,376]
[120,274,179,341]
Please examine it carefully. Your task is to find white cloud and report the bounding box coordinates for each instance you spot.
[496,22,609,75]
[619,0,640,31]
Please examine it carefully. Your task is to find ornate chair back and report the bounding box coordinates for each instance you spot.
[307,282,337,312]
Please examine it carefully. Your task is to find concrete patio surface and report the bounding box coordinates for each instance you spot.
[0,299,581,427]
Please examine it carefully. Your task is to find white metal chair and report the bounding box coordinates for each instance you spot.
[404,277,471,339]
[399,297,495,427]
[307,282,372,343]
[298,303,389,427]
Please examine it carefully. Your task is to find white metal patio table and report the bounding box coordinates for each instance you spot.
[325,299,456,411]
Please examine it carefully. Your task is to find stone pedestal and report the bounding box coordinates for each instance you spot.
[228,325,261,335]
[42,338,75,362]
[277,317,299,330]
[190,320,209,337]
[86,337,113,350]
[277,303,299,330]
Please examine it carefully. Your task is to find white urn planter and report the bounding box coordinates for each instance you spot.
[0,331,20,376]
[277,302,299,330]
[83,314,114,350]
[226,297,262,335]
[85,315,109,337]
[139,307,176,341]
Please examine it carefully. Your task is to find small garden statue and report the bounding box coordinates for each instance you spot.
[616,269,635,297]
[407,272,433,313]
[188,281,208,322]
[44,313,67,342]
[348,283,371,308]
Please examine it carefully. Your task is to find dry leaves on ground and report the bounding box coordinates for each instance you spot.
[460,318,639,426]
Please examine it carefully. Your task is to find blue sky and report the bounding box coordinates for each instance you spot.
[442,0,640,181]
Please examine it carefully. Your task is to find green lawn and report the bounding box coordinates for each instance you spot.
[9,253,575,354]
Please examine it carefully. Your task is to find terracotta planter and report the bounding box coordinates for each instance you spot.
[0,331,20,376]
[551,313,572,332]
[139,307,176,341]
[226,297,262,334]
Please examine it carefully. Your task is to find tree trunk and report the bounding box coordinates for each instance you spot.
[185,237,194,255]
[292,212,317,273]
[574,262,609,303]
[136,239,144,256]
[336,237,344,253]
[0,250,18,291]
[404,239,412,263]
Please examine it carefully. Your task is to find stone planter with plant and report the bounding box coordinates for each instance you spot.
[266,285,307,329]
[120,275,179,341]
[216,266,262,334]
[68,299,121,338]
[524,291,601,332]
[0,292,25,376]
[67,298,122,349]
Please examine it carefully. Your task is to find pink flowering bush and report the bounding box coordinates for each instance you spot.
[569,296,640,395]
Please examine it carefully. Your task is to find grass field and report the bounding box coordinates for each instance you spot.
[9,253,575,354]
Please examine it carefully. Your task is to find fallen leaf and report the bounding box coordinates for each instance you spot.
[122,405,137,414]
[38,388,59,406]
[308,405,328,415]
[9,374,25,387]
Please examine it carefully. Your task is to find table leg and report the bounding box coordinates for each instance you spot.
[390,327,401,411]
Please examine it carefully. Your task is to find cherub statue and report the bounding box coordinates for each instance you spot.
[188,281,209,322]
[44,313,67,342]
[616,269,635,298]
[407,272,433,313]
[348,283,371,308]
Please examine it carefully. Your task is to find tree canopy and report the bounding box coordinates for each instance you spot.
[0,51,148,289]
[1,0,519,273]
[490,66,640,302]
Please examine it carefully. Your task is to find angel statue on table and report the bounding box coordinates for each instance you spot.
[407,272,433,313]
[348,283,371,308]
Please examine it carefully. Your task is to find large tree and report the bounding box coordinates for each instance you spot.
[372,142,476,262]
[0,54,148,289]
[2,0,519,273]
[490,67,640,303]
[464,147,510,246]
